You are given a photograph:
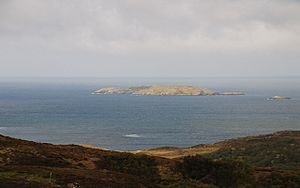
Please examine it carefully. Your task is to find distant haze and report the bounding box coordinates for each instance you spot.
[0,0,299,77]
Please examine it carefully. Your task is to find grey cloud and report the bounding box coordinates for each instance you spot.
[0,0,299,77]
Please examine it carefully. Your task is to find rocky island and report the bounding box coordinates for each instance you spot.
[93,85,244,96]
[269,96,291,100]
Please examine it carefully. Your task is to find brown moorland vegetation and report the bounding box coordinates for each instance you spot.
[1,131,300,187]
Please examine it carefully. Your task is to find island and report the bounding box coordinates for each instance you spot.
[269,96,291,100]
[93,85,245,96]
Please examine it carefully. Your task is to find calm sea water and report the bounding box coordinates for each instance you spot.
[0,77,299,150]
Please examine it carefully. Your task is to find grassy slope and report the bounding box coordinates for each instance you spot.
[0,134,167,187]
[207,131,300,169]
[137,131,300,169]
[1,131,300,187]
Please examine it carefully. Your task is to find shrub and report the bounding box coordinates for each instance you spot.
[255,172,300,188]
[177,155,251,188]
[95,153,159,180]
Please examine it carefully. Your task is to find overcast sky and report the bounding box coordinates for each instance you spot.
[0,0,299,77]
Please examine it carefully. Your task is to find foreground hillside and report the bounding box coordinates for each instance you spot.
[1,131,300,187]
[137,131,300,169]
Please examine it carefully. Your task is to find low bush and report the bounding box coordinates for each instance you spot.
[177,155,251,188]
[95,153,159,180]
[255,172,300,188]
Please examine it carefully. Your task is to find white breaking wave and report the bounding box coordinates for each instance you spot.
[124,134,141,138]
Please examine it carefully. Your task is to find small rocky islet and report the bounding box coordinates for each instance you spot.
[93,85,244,96]
[269,95,291,100]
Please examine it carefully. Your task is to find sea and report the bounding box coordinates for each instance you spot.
[0,77,299,150]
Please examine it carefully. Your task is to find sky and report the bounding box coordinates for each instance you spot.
[0,0,300,78]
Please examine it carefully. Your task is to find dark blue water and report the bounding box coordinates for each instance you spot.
[0,78,299,150]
